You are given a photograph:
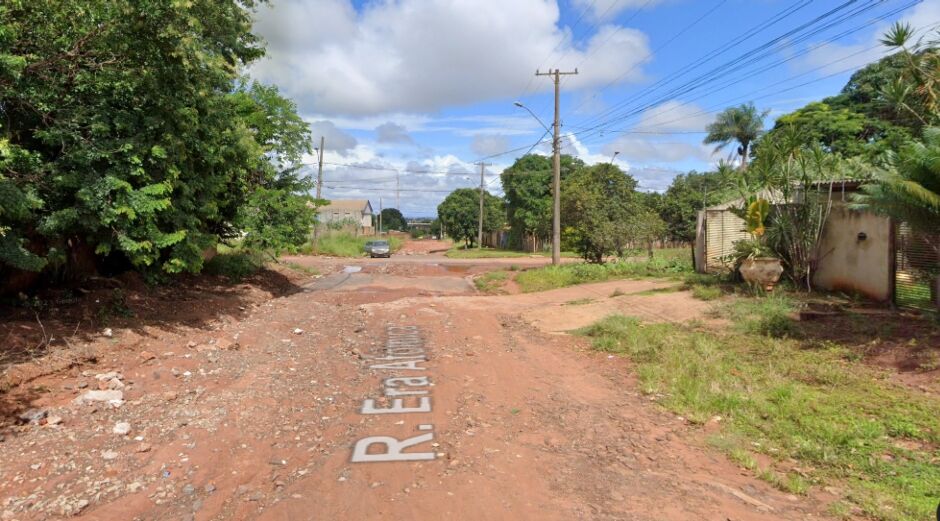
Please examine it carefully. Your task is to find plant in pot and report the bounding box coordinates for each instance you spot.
[733,198,784,291]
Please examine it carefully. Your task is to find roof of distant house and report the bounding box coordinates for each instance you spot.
[317,200,373,213]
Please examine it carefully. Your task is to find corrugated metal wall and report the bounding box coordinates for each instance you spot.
[894,222,940,310]
[704,210,748,272]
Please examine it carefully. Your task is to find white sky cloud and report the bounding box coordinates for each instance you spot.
[633,100,712,132]
[795,2,940,76]
[471,135,512,157]
[375,122,415,145]
[570,0,669,22]
[251,0,652,116]
[602,136,710,163]
[308,120,358,154]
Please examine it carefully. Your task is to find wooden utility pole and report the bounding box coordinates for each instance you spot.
[476,162,491,249]
[315,136,325,199]
[396,171,400,210]
[378,197,383,236]
[536,68,577,265]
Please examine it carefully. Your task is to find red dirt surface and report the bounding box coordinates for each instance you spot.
[2,241,917,519]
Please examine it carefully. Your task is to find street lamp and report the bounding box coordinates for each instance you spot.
[515,101,561,264]
[514,101,552,134]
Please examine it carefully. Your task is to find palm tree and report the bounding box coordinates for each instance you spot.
[704,102,769,170]
[854,127,940,247]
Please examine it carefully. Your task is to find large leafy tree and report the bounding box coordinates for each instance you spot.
[437,188,504,247]
[763,24,937,163]
[379,208,407,231]
[561,163,643,263]
[704,102,768,169]
[854,128,940,254]
[878,23,940,132]
[658,165,737,244]
[500,154,584,250]
[0,0,314,281]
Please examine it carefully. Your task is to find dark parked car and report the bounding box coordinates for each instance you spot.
[364,240,391,258]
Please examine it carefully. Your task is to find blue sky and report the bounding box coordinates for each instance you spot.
[250,0,939,216]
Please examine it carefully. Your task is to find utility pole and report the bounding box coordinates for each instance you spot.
[536,68,578,265]
[315,136,325,199]
[378,197,383,236]
[396,171,400,210]
[476,162,491,249]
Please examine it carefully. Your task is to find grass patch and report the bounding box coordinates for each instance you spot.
[515,251,691,293]
[713,295,800,338]
[283,262,319,276]
[691,284,723,301]
[473,270,509,294]
[309,233,403,257]
[204,252,262,282]
[576,314,940,521]
[633,286,681,296]
[446,247,533,259]
[445,247,580,259]
[565,298,595,305]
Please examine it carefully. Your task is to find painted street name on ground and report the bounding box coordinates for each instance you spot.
[351,325,437,463]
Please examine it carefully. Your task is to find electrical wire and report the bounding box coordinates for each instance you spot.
[572,0,916,145]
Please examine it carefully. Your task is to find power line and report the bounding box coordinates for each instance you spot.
[516,0,599,101]
[578,15,939,144]
[571,0,814,130]
[567,0,730,116]
[571,0,912,144]
[573,0,871,133]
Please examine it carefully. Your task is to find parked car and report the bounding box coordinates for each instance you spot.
[364,240,391,258]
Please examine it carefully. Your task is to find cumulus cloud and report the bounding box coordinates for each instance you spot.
[311,144,507,215]
[375,122,415,145]
[633,100,712,132]
[570,0,669,22]
[308,120,358,154]
[628,166,684,192]
[601,136,710,162]
[251,0,652,116]
[470,135,512,157]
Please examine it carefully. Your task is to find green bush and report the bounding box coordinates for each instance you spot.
[0,2,315,280]
[204,252,262,282]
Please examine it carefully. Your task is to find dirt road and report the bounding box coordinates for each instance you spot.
[0,244,833,520]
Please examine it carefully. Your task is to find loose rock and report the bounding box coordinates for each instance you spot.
[18,408,47,424]
[74,390,124,406]
[113,422,132,435]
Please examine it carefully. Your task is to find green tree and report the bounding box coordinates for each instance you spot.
[437,188,505,247]
[561,163,641,263]
[762,24,937,163]
[854,127,940,251]
[704,102,769,169]
[0,0,314,283]
[380,208,407,231]
[878,22,940,131]
[658,164,737,245]
[500,154,584,249]
[231,81,318,257]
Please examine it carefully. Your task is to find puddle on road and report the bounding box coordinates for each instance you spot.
[427,263,471,274]
[343,266,363,273]
[441,265,471,274]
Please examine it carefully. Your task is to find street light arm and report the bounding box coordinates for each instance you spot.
[513,101,552,134]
